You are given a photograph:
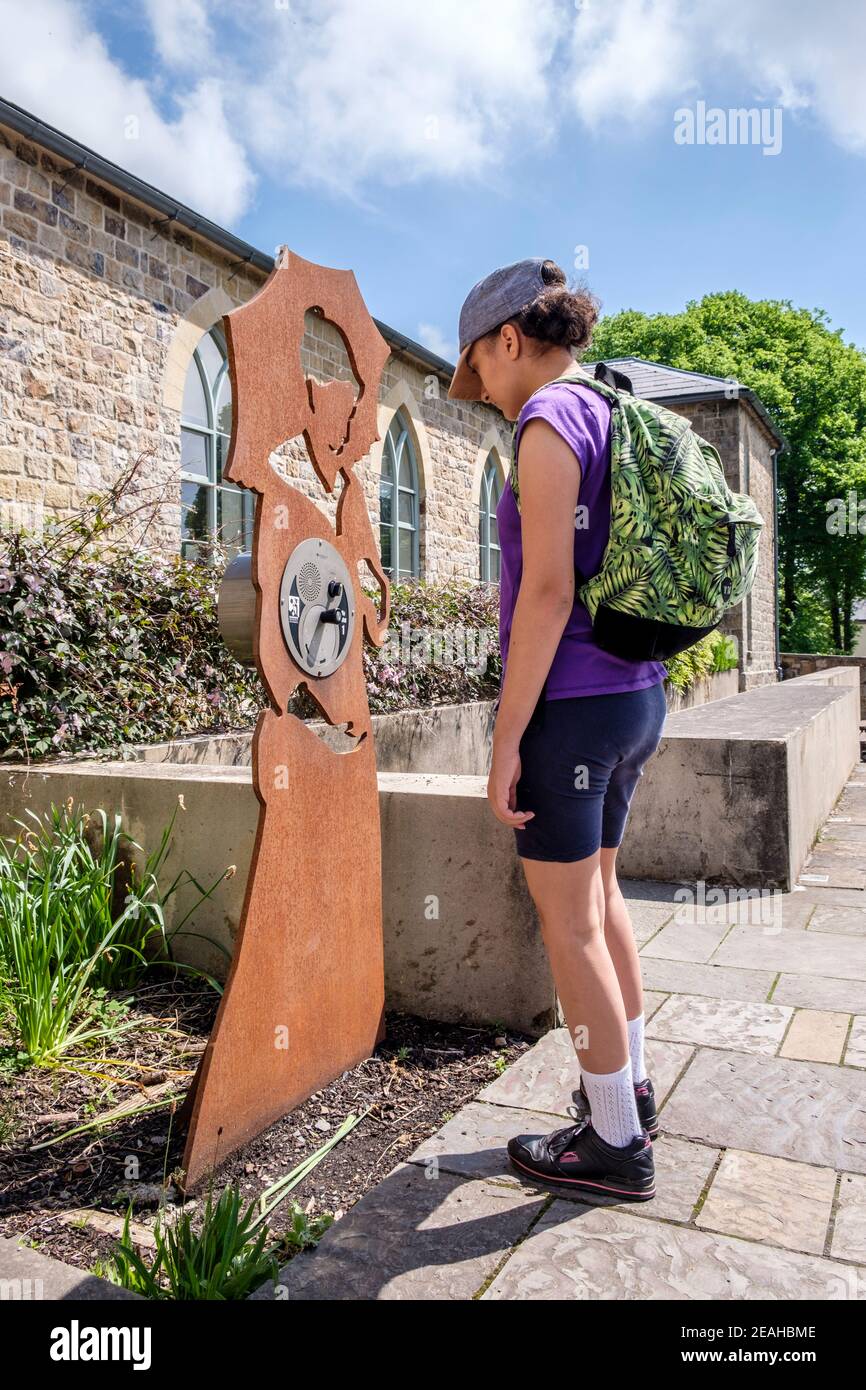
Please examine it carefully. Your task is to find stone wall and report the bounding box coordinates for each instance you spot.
[669,396,779,690]
[0,126,259,549]
[0,119,509,568]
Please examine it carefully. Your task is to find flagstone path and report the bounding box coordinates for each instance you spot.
[252,769,866,1300]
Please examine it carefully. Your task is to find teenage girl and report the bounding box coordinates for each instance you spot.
[448,257,668,1201]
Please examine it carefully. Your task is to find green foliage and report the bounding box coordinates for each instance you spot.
[0,798,228,1064]
[95,1186,336,1301]
[586,291,866,652]
[349,575,501,715]
[0,497,503,754]
[0,516,263,762]
[100,1189,281,1301]
[96,1117,359,1299]
[783,582,839,653]
[664,630,738,693]
[1,457,727,763]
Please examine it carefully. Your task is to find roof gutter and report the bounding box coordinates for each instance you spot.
[0,95,458,383]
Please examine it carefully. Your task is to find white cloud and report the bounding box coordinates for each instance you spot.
[416,323,456,361]
[0,0,864,233]
[240,0,561,191]
[568,0,696,128]
[566,0,866,153]
[144,0,213,71]
[717,0,866,155]
[0,0,254,222]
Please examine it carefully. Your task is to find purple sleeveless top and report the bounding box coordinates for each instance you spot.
[496,379,668,699]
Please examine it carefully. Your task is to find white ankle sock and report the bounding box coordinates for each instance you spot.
[580,1058,643,1147]
[627,1012,647,1084]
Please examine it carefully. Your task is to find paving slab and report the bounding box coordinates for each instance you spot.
[669,893,813,929]
[695,1149,837,1255]
[810,905,866,937]
[407,1099,566,1183]
[713,923,866,980]
[793,885,866,908]
[479,1204,866,1301]
[799,864,866,888]
[819,824,866,842]
[780,1009,850,1064]
[638,956,776,1002]
[0,1235,142,1301]
[811,841,866,863]
[642,989,670,1021]
[830,807,866,827]
[772,974,866,1014]
[406,1100,719,1225]
[477,1026,691,1116]
[660,1047,866,1173]
[845,1016,866,1069]
[249,1163,546,1301]
[639,919,733,963]
[620,903,676,942]
[647,993,792,1055]
[832,1172,866,1263]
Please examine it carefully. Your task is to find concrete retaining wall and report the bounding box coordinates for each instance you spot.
[116,668,741,777]
[620,666,860,888]
[781,652,866,719]
[0,668,851,1034]
[0,758,556,1036]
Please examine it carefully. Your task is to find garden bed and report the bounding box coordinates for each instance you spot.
[0,968,530,1293]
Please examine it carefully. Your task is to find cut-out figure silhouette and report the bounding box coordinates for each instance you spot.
[178,248,393,1190]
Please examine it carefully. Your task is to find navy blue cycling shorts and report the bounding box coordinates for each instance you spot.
[511,682,668,863]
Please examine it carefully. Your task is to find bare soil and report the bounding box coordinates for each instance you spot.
[0,971,531,1286]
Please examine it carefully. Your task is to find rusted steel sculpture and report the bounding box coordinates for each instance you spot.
[178,247,392,1190]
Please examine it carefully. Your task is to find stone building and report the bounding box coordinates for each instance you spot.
[0,98,782,689]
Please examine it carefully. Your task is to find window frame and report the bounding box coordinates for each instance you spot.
[479,452,502,582]
[179,326,253,562]
[379,409,420,580]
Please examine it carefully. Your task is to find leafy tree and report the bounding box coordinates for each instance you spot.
[586,292,866,652]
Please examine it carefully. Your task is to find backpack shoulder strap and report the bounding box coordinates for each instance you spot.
[592,361,634,393]
[508,363,625,511]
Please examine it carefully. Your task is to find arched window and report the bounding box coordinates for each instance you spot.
[479,453,502,582]
[379,410,420,579]
[180,327,253,561]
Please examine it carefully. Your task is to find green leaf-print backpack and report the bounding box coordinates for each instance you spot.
[508,361,765,661]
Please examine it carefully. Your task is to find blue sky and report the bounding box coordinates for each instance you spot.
[2,0,864,358]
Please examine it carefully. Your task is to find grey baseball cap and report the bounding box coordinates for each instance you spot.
[448,257,549,400]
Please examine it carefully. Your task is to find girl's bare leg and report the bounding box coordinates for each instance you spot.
[598,845,644,1022]
[519,849,629,1072]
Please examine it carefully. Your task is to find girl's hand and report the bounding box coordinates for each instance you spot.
[487,739,536,829]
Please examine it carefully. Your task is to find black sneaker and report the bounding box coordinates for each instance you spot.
[506,1116,655,1201]
[569,1074,660,1139]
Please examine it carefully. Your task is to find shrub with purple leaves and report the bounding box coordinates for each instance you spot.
[0,524,264,762]
[1,509,502,759]
[361,576,501,715]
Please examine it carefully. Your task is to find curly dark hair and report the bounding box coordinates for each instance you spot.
[480,260,600,354]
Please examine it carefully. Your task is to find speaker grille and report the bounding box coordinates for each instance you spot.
[298,562,322,603]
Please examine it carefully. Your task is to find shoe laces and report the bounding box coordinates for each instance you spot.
[547,1113,591,1157]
